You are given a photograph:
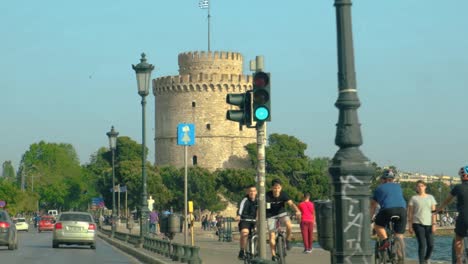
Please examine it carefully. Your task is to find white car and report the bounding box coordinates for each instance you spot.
[14,218,29,232]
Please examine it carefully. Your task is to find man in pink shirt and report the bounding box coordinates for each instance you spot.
[298,192,315,253]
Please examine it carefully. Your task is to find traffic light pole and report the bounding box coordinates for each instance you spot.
[256,121,267,259]
[252,55,268,260]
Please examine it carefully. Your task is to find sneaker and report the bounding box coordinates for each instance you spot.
[271,255,279,262]
[238,250,245,260]
[302,249,308,254]
[306,249,313,254]
[378,239,390,251]
[286,240,292,250]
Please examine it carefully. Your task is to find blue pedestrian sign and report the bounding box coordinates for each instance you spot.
[177,123,195,146]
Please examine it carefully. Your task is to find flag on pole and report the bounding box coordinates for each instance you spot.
[199,0,209,9]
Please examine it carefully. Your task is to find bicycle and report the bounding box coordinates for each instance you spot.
[374,216,405,264]
[451,236,468,264]
[242,220,258,264]
[272,217,287,264]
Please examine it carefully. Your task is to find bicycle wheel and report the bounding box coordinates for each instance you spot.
[375,241,387,264]
[252,235,259,258]
[392,237,405,264]
[276,236,286,264]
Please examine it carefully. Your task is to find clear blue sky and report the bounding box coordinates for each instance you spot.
[1,0,467,176]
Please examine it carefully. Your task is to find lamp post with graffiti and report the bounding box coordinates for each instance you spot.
[328,0,375,263]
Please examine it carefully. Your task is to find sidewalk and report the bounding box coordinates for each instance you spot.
[103,223,430,264]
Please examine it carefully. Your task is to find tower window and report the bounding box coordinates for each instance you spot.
[192,101,196,107]
[192,156,198,166]
[206,124,211,130]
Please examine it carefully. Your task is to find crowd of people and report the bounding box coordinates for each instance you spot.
[371,165,468,264]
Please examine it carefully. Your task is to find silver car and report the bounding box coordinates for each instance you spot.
[0,210,18,250]
[52,212,96,249]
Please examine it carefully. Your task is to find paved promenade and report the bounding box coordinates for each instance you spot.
[99,222,440,264]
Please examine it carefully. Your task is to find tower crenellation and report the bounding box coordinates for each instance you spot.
[178,51,244,76]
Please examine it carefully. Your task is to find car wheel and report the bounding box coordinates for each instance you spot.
[52,241,59,248]
[8,242,15,250]
[38,230,41,233]
[90,243,96,250]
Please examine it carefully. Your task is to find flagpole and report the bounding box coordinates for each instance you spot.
[208,1,211,51]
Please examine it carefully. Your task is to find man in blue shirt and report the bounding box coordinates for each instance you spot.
[370,168,407,250]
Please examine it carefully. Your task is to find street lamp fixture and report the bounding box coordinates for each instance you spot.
[107,126,119,238]
[132,53,154,245]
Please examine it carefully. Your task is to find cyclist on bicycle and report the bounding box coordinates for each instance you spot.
[236,185,258,260]
[436,165,468,264]
[266,179,301,261]
[370,168,407,251]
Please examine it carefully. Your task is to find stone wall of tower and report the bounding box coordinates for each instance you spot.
[152,51,256,171]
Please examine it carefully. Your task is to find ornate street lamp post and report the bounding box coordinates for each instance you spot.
[132,53,154,245]
[329,1,375,263]
[107,126,119,238]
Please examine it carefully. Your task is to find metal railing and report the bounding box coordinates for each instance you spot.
[99,227,202,264]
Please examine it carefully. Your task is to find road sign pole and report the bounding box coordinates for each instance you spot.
[184,144,188,245]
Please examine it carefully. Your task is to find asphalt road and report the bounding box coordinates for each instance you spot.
[0,228,141,264]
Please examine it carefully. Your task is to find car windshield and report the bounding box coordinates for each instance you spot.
[41,217,54,221]
[59,214,92,222]
[17,218,26,222]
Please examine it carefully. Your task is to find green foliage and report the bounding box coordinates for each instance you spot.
[245,134,331,202]
[214,168,256,203]
[160,166,225,212]
[0,178,37,215]
[17,141,87,211]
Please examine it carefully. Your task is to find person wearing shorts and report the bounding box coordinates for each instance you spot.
[236,185,257,260]
[370,168,407,251]
[266,179,301,261]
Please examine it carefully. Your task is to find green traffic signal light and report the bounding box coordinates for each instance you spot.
[252,72,271,122]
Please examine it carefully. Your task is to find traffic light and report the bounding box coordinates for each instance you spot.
[226,91,252,126]
[252,71,271,122]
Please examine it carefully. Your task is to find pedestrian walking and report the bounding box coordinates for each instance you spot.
[298,192,315,253]
[149,207,159,234]
[408,180,437,264]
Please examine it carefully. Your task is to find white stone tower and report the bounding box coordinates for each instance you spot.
[152,51,256,170]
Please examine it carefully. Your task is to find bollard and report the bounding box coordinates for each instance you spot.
[314,200,334,251]
[225,217,233,242]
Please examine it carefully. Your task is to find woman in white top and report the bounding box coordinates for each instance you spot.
[407,180,437,264]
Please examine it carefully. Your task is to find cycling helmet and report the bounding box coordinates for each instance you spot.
[381,169,395,179]
[459,166,468,181]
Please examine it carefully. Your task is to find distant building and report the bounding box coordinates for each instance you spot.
[152,51,256,171]
[397,171,457,186]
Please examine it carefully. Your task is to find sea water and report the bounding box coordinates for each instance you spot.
[308,236,454,262]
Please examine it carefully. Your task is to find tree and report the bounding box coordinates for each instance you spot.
[0,178,37,215]
[214,168,256,203]
[246,133,309,177]
[160,166,225,212]
[1,161,16,181]
[17,141,84,211]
